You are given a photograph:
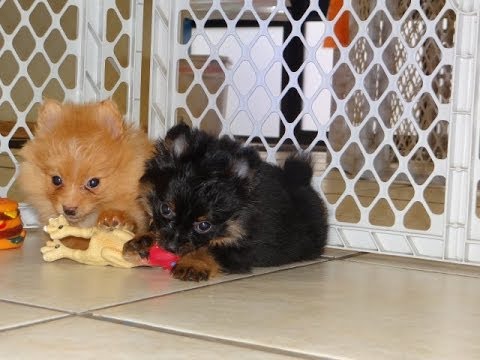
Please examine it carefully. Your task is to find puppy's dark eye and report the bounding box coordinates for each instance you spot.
[52,176,62,186]
[194,221,212,234]
[160,203,174,219]
[86,178,100,189]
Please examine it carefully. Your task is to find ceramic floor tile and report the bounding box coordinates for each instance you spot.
[348,252,480,278]
[0,229,326,313]
[96,261,480,360]
[0,301,67,331]
[0,230,185,313]
[0,316,301,359]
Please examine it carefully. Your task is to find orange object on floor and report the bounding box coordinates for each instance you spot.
[0,198,25,250]
[324,0,350,48]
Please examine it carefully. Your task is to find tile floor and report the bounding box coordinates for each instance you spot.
[1,230,480,359]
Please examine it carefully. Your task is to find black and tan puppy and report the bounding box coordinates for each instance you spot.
[123,124,328,281]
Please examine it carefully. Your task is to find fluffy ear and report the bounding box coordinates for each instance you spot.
[231,147,261,179]
[96,99,125,138]
[231,158,251,179]
[35,99,63,134]
[164,123,192,158]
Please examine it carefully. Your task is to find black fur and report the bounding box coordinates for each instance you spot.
[127,124,328,275]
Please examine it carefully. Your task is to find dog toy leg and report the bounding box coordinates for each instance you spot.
[101,247,136,268]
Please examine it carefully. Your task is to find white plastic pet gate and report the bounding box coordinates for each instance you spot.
[2,0,480,264]
[148,0,480,264]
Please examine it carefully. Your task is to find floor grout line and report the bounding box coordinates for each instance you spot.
[0,314,73,334]
[343,257,480,279]
[84,313,337,360]
[0,298,74,314]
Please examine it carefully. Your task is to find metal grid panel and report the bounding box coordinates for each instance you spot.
[0,0,143,200]
[148,0,480,263]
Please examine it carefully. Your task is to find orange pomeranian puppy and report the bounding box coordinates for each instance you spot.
[18,99,153,247]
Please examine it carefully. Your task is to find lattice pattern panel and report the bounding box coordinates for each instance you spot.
[149,0,480,262]
[0,0,143,200]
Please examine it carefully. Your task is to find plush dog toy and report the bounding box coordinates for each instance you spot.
[41,215,178,269]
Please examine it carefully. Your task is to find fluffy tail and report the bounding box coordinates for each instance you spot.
[283,153,314,188]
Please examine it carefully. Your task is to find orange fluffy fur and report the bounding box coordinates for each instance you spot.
[19,99,153,233]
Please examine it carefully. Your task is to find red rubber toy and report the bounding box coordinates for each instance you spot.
[148,244,179,270]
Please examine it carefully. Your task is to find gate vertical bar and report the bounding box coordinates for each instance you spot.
[148,0,179,138]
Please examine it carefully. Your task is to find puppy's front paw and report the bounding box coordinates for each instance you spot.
[172,262,211,281]
[171,248,220,281]
[97,210,135,232]
[122,233,155,260]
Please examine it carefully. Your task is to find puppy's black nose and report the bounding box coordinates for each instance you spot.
[63,206,77,216]
[164,241,178,253]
